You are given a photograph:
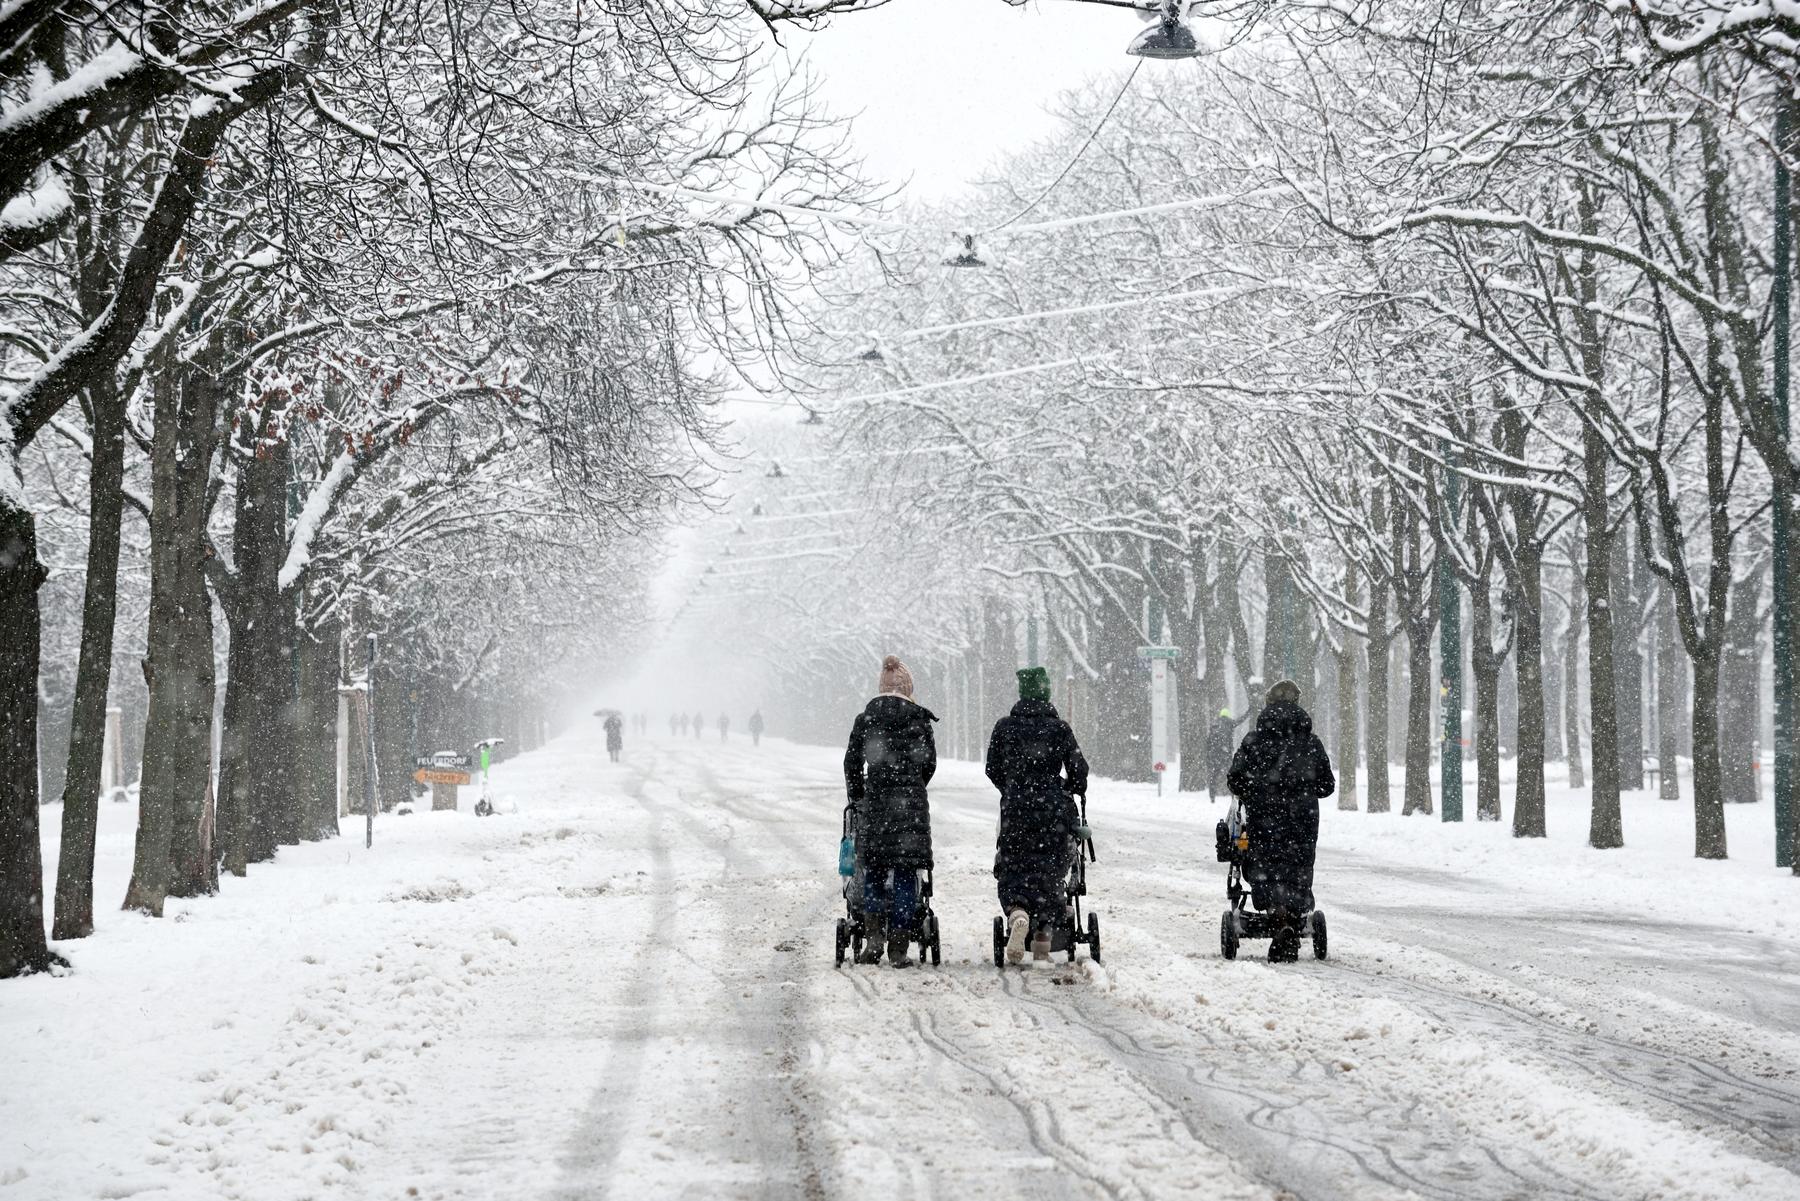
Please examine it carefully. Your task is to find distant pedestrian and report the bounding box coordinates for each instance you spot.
[603,712,624,763]
[692,711,705,740]
[678,713,690,737]
[748,709,765,747]
[1208,707,1249,800]
[718,713,730,742]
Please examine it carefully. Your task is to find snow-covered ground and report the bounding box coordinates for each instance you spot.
[6,734,1798,1201]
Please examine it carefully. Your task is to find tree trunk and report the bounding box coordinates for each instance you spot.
[1718,567,1763,807]
[0,499,66,978]
[1365,493,1393,814]
[1612,527,1646,792]
[1399,486,1434,818]
[1564,541,1587,790]
[1169,554,1208,792]
[1091,590,1150,780]
[124,363,222,914]
[1691,642,1728,859]
[1262,550,1300,685]
[1471,583,1502,823]
[1583,475,1623,847]
[297,617,341,840]
[1510,533,1548,836]
[1402,619,1436,816]
[217,430,299,872]
[216,629,252,877]
[1335,643,1359,811]
[1573,180,1622,848]
[1542,645,1565,764]
[52,382,129,939]
[1655,584,1683,800]
[1365,629,1392,813]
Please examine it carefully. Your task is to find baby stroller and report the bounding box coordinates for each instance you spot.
[992,794,1101,967]
[833,803,942,966]
[1216,796,1326,960]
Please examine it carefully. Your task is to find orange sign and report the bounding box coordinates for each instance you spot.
[413,768,471,786]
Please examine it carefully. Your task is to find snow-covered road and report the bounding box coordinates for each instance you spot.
[8,734,1800,1201]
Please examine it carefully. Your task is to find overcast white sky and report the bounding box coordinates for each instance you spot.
[788,0,1159,200]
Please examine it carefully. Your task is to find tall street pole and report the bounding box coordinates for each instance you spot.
[1440,441,1464,822]
[1775,99,1795,869]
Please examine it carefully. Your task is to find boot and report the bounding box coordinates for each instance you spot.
[1268,909,1301,963]
[1005,908,1031,966]
[855,914,885,965]
[1031,926,1052,963]
[887,925,913,968]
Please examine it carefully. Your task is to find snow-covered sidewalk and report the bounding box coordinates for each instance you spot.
[6,734,1798,1200]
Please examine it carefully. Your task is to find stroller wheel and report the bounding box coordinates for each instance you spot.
[834,918,848,967]
[1087,913,1101,965]
[992,915,1006,968]
[1311,910,1328,961]
[926,914,942,967]
[1221,910,1239,960]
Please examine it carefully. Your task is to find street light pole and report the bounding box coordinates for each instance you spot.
[363,634,378,850]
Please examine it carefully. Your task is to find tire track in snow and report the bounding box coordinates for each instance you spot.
[920,785,1607,1200]
[1116,866,1800,1174]
[657,749,839,1200]
[835,967,1122,1201]
[1331,960,1800,1171]
[993,967,1608,1201]
[548,757,682,1198]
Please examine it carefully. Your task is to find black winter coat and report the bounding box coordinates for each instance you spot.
[986,699,1089,916]
[603,715,623,752]
[844,695,938,870]
[1225,700,1334,908]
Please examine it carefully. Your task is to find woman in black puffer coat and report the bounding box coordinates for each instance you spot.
[1226,679,1335,961]
[844,655,938,967]
[987,666,1089,965]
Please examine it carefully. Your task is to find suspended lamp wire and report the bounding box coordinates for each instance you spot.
[986,60,1145,235]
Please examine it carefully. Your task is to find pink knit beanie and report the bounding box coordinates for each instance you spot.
[878,655,914,699]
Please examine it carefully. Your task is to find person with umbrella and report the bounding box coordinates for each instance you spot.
[596,709,624,762]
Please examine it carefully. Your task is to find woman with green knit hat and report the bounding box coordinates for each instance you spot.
[985,665,1089,965]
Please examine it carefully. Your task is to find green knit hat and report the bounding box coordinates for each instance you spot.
[1017,666,1052,702]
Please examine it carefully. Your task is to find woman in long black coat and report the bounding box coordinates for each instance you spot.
[843,655,937,967]
[1226,679,1335,961]
[986,667,1089,965]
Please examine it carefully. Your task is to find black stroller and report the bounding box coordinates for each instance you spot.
[991,794,1101,967]
[833,803,942,966]
[1216,796,1326,960]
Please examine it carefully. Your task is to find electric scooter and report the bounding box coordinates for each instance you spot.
[472,737,505,816]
